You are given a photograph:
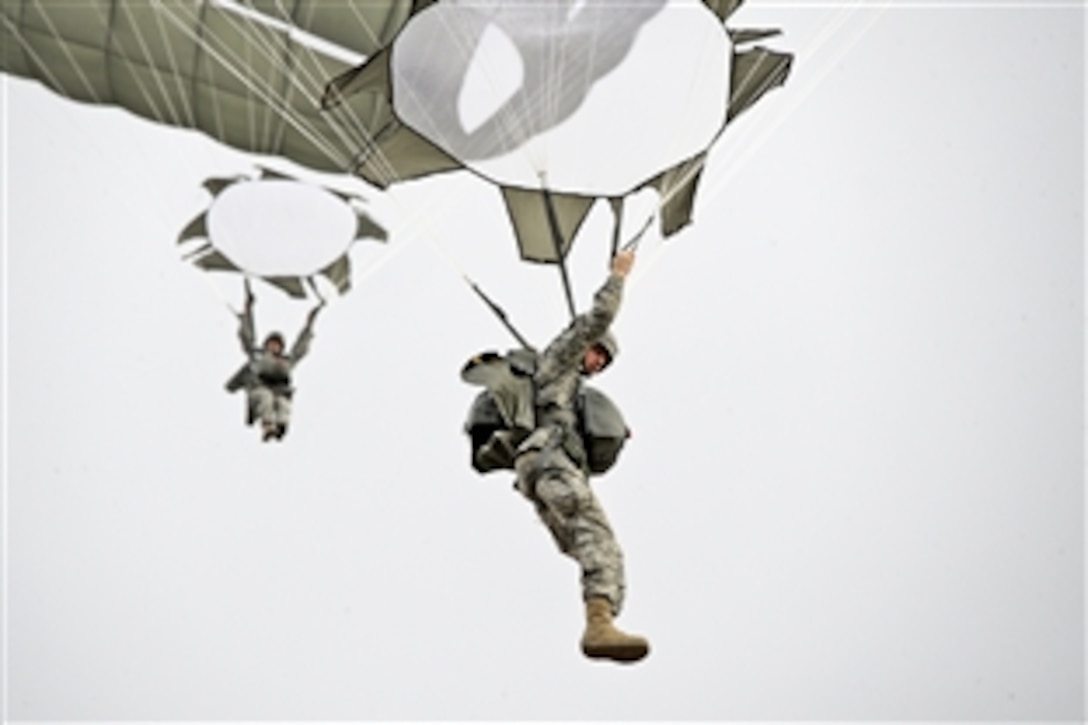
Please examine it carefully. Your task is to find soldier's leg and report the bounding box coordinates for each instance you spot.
[250,388,275,427]
[273,394,292,437]
[516,451,626,613]
[514,450,647,662]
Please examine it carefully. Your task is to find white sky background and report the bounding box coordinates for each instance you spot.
[2,2,1084,722]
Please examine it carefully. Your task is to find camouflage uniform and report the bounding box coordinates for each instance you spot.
[513,272,627,615]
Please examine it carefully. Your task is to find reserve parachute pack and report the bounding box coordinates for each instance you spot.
[462,348,630,475]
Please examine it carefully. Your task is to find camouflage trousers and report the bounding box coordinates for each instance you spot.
[514,438,626,615]
[249,386,291,427]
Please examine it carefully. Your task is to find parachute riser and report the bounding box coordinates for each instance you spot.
[539,182,578,322]
[621,216,656,253]
[609,197,624,262]
[466,278,536,353]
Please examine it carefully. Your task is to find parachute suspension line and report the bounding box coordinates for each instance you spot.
[222,0,383,167]
[145,3,199,128]
[607,197,659,260]
[10,3,103,104]
[116,1,229,189]
[393,1,552,187]
[386,12,455,161]
[190,258,253,320]
[466,278,536,352]
[537,9,562,178]
[328,2,467,191]
[210,0,295,155]
[180,0,365,170]
[154,2,357,173]
[701,2,887,203]
[609,198,624,261]
[404,212,537,351]
[9,6,214,220]
[336,12,542,340]
[621,1,886,261]
[532,4,602,184]
[153,2,305,156]
[154,1,233,153]
[212,0,365,157]
[607,197,654,257]
[636,4,884,226]
[427,7,545,183]
[626,2,885,286]
[540,179,578,321]
[621,215,656,253]
[229,4,453,289]
[216,0,463,247]
[664,15,721,195]
[110,1,225,149]
[296,10,560,322]
[113,2,193,130]
[337,2,383,49]
[15,3,241,239]
[160,0,409,277]
[304,276,328,306]
[242,275,255,313]
[290,9,486,269]
[281,0,395,172]
[272,11,406,187]
[0,5,195,199]
[225,5,273,157]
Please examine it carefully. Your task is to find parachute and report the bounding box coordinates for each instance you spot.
[2,0,404,340]
[321,0,793,284]
[178,167,387,300]
[1,0,421,173]
[3,0,793,363]
[3,1,791,289]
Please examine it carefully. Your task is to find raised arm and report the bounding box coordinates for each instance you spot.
[538,250,635,375]
[237,280,257,358]
[289,300,325,365]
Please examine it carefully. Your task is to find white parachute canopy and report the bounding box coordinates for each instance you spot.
[179,171,388,300]
[207,180,358,278]
[389,0,731,196]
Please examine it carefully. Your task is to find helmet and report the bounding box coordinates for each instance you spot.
[263,332,286,348]
[593,331,619,369]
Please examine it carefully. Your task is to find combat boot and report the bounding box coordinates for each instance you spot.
[580,597,649,663]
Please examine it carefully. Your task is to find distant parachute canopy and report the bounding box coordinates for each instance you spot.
[179,168,387,299]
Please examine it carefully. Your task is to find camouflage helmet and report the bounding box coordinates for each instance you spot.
[592,331,619,369]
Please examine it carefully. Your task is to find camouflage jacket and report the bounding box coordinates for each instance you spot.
[519,272,625,463]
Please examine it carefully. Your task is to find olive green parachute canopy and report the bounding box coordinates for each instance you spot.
[0,0,424,173]
[322,0,793,262]
[178,167,387,299]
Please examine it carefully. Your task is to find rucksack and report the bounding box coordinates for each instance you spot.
[461,349,630,475]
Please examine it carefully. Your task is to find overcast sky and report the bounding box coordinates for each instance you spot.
[2,2,1084,722]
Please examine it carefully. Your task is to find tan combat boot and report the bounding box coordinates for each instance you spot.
[580,597,649,663]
